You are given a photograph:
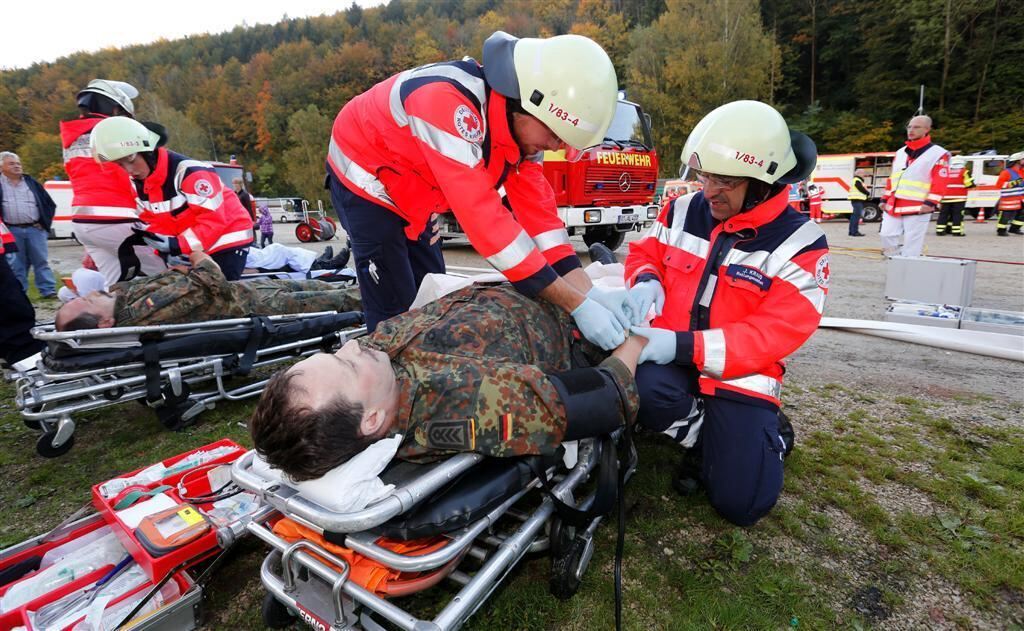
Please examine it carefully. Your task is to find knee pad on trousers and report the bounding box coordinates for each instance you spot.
[548,367,624,441]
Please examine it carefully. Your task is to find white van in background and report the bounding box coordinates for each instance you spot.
[44,180,75,239]
[254,197,304,223]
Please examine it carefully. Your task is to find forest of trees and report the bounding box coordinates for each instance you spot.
[2,0,1021,201]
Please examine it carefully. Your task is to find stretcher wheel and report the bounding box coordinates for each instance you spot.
[549,534,591,601]
[36,430,75,458]
[261,592,297,629]
[295,222,315,243]
[549,516,595,600]
[23,418,42,431]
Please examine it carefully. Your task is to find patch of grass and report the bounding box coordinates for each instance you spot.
[2,363,1023,629]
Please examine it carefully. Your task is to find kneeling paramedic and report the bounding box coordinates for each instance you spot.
[88,117,254,280]
[249,284,642,482]
[325,31,635,350]
[61,79,169,283]
[626,100,829,527]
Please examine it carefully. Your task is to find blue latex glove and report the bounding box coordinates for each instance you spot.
[572,298,626,350]
[628,280,665,325]
[586,285,639,329]
[142,233,181,256]
[630,326,677,364]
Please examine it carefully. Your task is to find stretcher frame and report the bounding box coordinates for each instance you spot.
[14,314,366,458]
[232,435,628,631]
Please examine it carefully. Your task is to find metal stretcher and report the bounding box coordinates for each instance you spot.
[14,312,366,458]
[231,434,634,631]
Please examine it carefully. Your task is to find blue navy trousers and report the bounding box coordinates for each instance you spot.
[635,362,786,527]
[327,171,445,332]
[211,246,250,281]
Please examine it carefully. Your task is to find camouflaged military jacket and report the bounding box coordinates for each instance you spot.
[113,257,361,326]
[360,284,638,462]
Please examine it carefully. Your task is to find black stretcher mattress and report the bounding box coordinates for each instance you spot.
[43,312,364,371]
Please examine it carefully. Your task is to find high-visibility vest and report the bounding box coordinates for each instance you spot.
[940,166,973,203]
[889,144,947,206]
[60,116,140,222]
[997,167,1024,211]
[848,176,868,201]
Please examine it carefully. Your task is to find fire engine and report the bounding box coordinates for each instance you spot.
[440,97,660,250]
[808,152,1009,222]
[46,160,252,240]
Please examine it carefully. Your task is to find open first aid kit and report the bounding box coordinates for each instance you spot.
[0,440,254,630]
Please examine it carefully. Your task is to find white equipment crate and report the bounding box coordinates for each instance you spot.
[884,256,976,306]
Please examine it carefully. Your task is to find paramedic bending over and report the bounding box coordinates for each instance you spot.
[87,117,254,280]
[325,31,635,349]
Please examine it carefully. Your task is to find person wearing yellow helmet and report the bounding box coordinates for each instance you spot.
[624,100,829,526]
[325,31,634,351]
[90,117,255,280]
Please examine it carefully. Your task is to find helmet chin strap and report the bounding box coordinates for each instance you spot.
[740,180,784,211]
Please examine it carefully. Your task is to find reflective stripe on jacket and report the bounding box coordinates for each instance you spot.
[996,167,1024,211]
[940,166,974,203]
[328,58,577,296]
[624,188,829,408]
[60,116,140,222]
[886,143,948,214]
[848,176,869,201]
[136,148,254,254]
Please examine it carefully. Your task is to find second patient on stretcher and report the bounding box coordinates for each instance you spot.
[54,249,361,330]
[250,283,643,482]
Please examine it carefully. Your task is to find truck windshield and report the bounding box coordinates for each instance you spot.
[604,102,652,149]
[213,165,244,189]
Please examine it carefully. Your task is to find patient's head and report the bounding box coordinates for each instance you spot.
[55,291,117,331]
[249,340,399,481]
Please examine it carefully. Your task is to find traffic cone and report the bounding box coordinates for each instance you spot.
[974,207,986,223]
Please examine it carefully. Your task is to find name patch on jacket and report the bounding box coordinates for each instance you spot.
[426,419,476,450]
[726,264,772,291]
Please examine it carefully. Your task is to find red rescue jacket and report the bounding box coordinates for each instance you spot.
[60,116,140,222]
[996,167,1024,211]
[0,219,14,255]
[135,148,254,254]
[625,188,829,407]
[328,59,579,295]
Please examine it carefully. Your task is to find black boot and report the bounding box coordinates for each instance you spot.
[672,448,703,497]
[313,246,334,266]
[588,242,618,265]
[310,246,351,271]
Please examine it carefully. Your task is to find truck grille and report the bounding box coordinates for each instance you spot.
[584,166,657,204]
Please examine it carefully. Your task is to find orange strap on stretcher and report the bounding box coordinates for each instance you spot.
[271,518,464,597]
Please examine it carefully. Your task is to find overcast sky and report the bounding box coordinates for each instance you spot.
[3,1,386,70]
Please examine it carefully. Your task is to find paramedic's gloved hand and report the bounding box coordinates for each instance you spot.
[630,326,677,364]
[572,298,626,350]
[628,279,665,325]
[142,233,181,256]
[586,285,638,329]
